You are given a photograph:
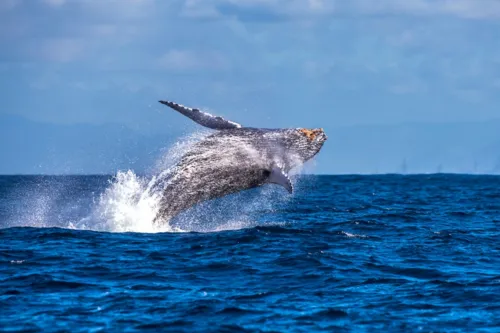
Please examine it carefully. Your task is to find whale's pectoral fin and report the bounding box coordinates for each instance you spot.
[267,166,293,194]
[159,100,243,130]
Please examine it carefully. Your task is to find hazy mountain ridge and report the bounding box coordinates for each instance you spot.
[327,120,500,174]
[1,114,500,175]
[0,114,176,174]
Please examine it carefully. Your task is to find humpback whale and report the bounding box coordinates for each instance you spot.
[152,100,327,224]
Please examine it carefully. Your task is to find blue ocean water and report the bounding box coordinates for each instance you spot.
[1,174,500,332]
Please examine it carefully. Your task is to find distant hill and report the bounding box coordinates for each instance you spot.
[324,120,500,174]
[0,114,178,174]
[1,114,500,175]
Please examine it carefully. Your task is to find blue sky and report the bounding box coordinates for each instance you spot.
[1,0,500,174]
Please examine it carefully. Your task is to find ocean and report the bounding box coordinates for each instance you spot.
[1,174,500,332]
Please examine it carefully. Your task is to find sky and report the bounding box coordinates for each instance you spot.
[1,0,500,174]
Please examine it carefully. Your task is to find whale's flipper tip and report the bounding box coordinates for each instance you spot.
[159,99,242,130]
[267,166,293,194]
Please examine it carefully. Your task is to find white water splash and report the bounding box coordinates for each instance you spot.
[169,181,293,233]
[341,231,368,238]
[9,129,317,233]
[72,170,175,233]
[83,133,304,233]
[72,131,213,233]
[152,129,212,175]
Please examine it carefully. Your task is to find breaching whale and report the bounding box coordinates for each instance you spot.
[152,100,327,224]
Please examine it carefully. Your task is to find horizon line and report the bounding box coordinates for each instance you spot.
[1,172,499,177]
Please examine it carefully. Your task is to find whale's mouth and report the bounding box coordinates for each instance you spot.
[315,129,328,143]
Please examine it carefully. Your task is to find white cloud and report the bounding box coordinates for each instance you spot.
[89,24,118,37]
[181,0,336,19]
[39,38,86,63]
[30,70,60,90]
[157,49,230,71]
[351,0,500,19]
[38,0,161,20]
[80,0,160,20]
[181,0,221,18]
[454,88,485,103]
[42,0,66,7]
[0,0,21,11]
[33,0,500,20]
[302,60,334,78]
[180,0,500,20]
[5,0,499,99]
[389,80,427,95]
[435,0,500,19]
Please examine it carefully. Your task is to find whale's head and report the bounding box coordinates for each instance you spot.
[279,128,327,168]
